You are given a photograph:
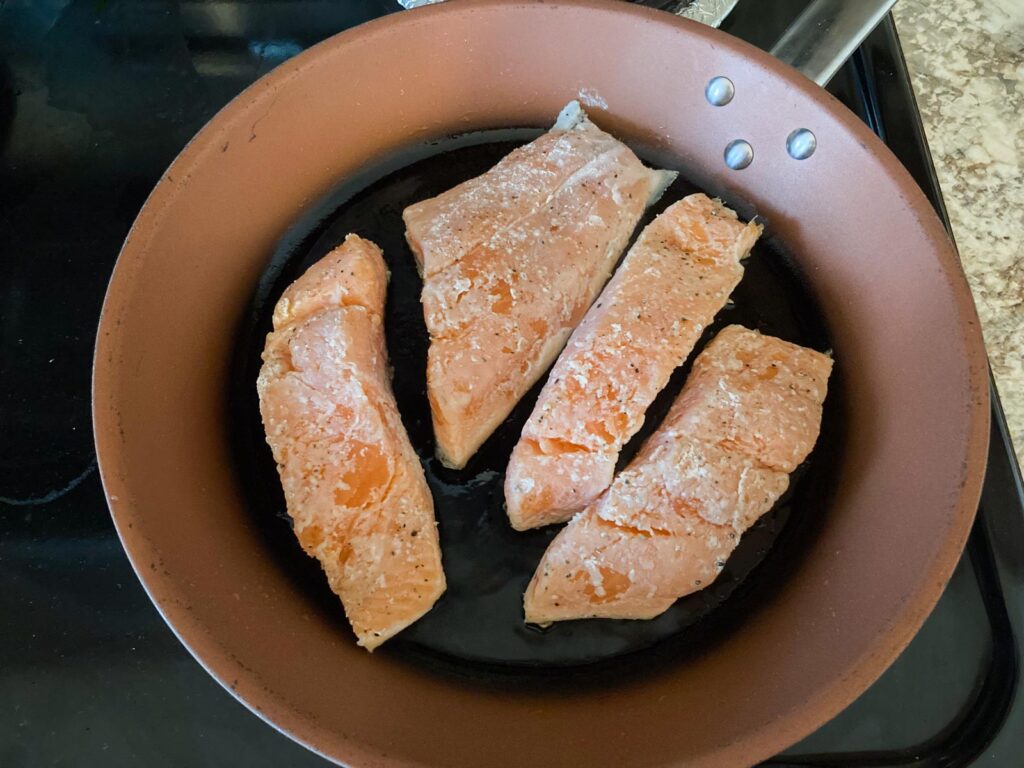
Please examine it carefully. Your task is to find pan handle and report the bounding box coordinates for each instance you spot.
[394,0,896,88]
[769,0,899,86]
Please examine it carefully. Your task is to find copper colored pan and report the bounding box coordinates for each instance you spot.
[92,1,989,766]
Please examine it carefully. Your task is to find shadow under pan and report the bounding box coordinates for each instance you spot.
[228,130,844,679]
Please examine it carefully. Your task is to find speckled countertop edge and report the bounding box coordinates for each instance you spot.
[894,0,1023,464]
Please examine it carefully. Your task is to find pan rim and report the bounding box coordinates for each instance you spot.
[92,1,991,765]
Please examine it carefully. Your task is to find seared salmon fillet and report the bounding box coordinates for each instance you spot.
[523,325,832,624]
[257,235,445,650]
[403,101,676,468]
[505,195,761,530]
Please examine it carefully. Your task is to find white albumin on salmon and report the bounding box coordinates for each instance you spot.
[403,101,676,469]
[257,235,445,650]
[523,325,832,624]
[506,194,762,530]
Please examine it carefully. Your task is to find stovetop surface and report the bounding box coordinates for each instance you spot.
[0,1,1021,766]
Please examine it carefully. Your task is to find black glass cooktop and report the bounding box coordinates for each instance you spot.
[0,2,1020,766]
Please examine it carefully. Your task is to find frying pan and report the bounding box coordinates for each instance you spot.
[92,1,990,765]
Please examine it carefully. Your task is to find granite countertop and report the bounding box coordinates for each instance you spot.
[894,0,1023,464]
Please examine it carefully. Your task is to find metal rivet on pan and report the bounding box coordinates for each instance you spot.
[787,128,817,160]
[705,76,735,106]
[724,139,753,170]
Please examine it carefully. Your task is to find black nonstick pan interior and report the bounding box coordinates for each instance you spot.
[229,130,843,674]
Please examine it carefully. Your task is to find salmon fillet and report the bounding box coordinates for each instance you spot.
[257,235,445,650]
[403,101,676,469]
[523,325,832,624]
[505,195,762,530]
